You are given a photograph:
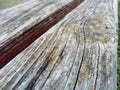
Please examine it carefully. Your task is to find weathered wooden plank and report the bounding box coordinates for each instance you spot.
[74,0,118,90]
[0,0,84,68]
[0,0,117,90]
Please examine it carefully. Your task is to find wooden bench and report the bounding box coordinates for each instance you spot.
[0,0,83,68]
[0,0,118,90]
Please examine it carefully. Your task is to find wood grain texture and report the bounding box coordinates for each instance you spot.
[0,0,117,90]
[0,0,84,68]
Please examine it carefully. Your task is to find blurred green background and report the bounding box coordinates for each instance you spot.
[0,0,120,89]
[0,0,28,11]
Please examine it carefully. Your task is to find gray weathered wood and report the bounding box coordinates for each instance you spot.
[0,0,73,44]
[0,0,83,68]
[0,0,117,90]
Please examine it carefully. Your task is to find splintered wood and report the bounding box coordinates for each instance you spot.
[0,0,117,90]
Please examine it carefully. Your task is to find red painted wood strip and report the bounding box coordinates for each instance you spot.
[0,0,84,68]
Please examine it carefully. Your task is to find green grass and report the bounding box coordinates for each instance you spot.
[0,0,28,11]
[118,0,120,90]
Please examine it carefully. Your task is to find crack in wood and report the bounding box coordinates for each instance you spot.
[73,20,87,90]
[94,43,100,90]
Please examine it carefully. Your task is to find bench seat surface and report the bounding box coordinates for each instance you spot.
[0,0,73,44]
[0,0,83,67]
[0,0,117,90]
